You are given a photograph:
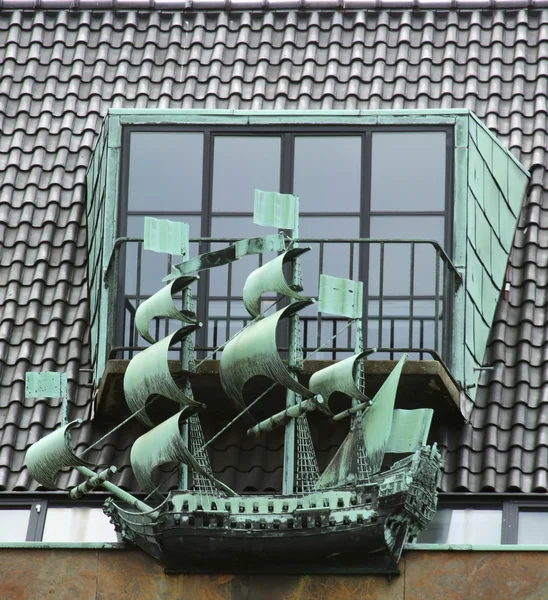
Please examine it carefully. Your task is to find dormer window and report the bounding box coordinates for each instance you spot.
[119,126,451,360]
[86,109,528,419]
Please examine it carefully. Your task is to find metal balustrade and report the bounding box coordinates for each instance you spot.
[98,237,461,368]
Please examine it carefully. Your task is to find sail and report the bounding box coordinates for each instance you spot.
[219,300,315,414]
[25,420,95,489]
[124,324,202,427]
[315,425,360,489]
[308,350,374,412]
[385,408,434,454]
[242,248,312,318]
[135,275,197,344]
[131,411,236,503]
[361,354,408,474]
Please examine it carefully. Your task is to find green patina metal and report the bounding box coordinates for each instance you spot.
[25,420,95,489]
[28,185,446,572]
[253,189,299,230]
[460,113,529,397]
[25,371,66,398]
[23,419,152,511]
[309,351,373,411]
[242,247,312,318]
[407,544,548,552]
[361,355,408,475]
[86,116,110,389]
[385,409,433,454]
[219,301,316,414]
[144,216,189,257]
[69,466,117,499]
[164,232,285,281]
[25,372,68,425]
[246,396,325,438]
[234,232,285,258]
[315,355,410,490]
[130,411,235,504]
[318,274,364,319]
[123,325,202,427]
[30,104,535,564]
[315,426,362,489]
[134,275,197,344]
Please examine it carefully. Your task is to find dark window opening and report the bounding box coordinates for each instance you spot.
[118,125,453,364]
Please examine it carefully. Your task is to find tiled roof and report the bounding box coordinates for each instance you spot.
[2,0,548,9]
[0,7,547,493]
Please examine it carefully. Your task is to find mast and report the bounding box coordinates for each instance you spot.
[284,208,301,495]
[135,217,288,494]
[252,190,317,494]
[178,227,195,490]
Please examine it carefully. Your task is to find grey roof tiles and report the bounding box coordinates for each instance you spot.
[1,7,548,493]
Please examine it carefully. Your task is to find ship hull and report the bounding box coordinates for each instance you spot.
[105,445,442,572]
[157,509,391,570]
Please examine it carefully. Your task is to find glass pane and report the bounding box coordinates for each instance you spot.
[518,511,548,544]
[369,216,445,296]
[212,137,281,212]
[446,509,502,544]
[0,509,30,541]
[371,131,446,212]
[125,215,201,296]
[418,508,502,544]
[42,507,120,543]
[417,508,453,543]
[128,132,203,212]
[294,136,361,213]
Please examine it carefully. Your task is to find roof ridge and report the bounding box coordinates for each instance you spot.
[1,0,548,11]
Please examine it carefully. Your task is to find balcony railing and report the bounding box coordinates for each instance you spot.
[97,237,461,373]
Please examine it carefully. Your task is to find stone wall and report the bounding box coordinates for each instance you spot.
[1,549,546,600]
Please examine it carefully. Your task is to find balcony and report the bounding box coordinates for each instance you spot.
[92,234,463,426]
[85,109,530,429]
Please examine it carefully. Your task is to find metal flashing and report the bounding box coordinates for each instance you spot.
[469,113,530,177]
[406,544,548,552]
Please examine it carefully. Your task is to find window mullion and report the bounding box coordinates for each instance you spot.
[501,500,518,544]
[281,133,293,194]
[360,131,372,344]
[196,131,214,355]
[26,499,47,542]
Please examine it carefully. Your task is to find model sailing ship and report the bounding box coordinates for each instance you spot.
[24,190,442,572]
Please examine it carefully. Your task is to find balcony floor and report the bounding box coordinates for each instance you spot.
[95,359,463,430]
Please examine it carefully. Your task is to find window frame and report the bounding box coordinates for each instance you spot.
[0,498,125,544]
[417,499,504,544]
[0,498,47,542]
[418,497,548,546]
[117,122,455,356]
[502,500,548,545]
[2,496,547,545]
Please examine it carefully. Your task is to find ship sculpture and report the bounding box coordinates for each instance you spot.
[24,190,442,574]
